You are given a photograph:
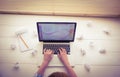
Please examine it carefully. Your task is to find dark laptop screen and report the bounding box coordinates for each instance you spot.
[37,22,76,42]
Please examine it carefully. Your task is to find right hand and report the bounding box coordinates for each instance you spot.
[58,48,70,66]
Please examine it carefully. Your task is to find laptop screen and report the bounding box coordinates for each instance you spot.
[37,22,76,42]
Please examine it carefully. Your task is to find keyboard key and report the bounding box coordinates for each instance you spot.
[43,44,70,54]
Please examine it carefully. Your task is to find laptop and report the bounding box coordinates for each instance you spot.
[37,22,77,66]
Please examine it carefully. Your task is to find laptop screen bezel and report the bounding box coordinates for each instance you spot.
[37,22,77,42]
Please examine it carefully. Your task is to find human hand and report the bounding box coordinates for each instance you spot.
[58,48,70,66]
[57,48,77,77]
[37,49,53,75]
[43,49,53,64]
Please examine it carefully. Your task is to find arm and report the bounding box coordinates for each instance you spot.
[58,48,77,77]
[37,49,53,76]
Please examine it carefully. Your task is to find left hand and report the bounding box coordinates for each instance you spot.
[43,48,53,63]
[37,49,53,75]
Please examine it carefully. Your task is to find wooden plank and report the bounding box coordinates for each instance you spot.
[0,37,17,49]
[53,0,120,15]
[0,34,38,49]
[0,51,38,63]
[74,39,120,52]
[74,65,120,77]
[72,45,117,65]
[1,0,120,16]
[0,14,37,28]
[0,37,40,64]
[83,53,120,65]
[76,18,120,40]
[0,63,37,77]
[0,15,120,39]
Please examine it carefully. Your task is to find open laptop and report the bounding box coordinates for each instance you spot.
[37,22,77,66]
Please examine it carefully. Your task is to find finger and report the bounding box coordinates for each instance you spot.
[45,49,49,53]
[47,49,51,52]
[60,48,66,53]
[43,48,47,54]
[50,50,53,54]
[57,52,61,58]
[59,48,63,54]
[47,49,53,54]
[44,48,46,51]
[48,49,51,52]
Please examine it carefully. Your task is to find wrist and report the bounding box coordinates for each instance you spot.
[63,61,70,66]
[64,64,71,68]
[42,61,50,66]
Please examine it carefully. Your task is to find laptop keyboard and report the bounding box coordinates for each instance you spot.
[43,44,70,55]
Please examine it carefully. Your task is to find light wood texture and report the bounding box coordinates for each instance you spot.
[0,14,120,77]
[0,0,120,17]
